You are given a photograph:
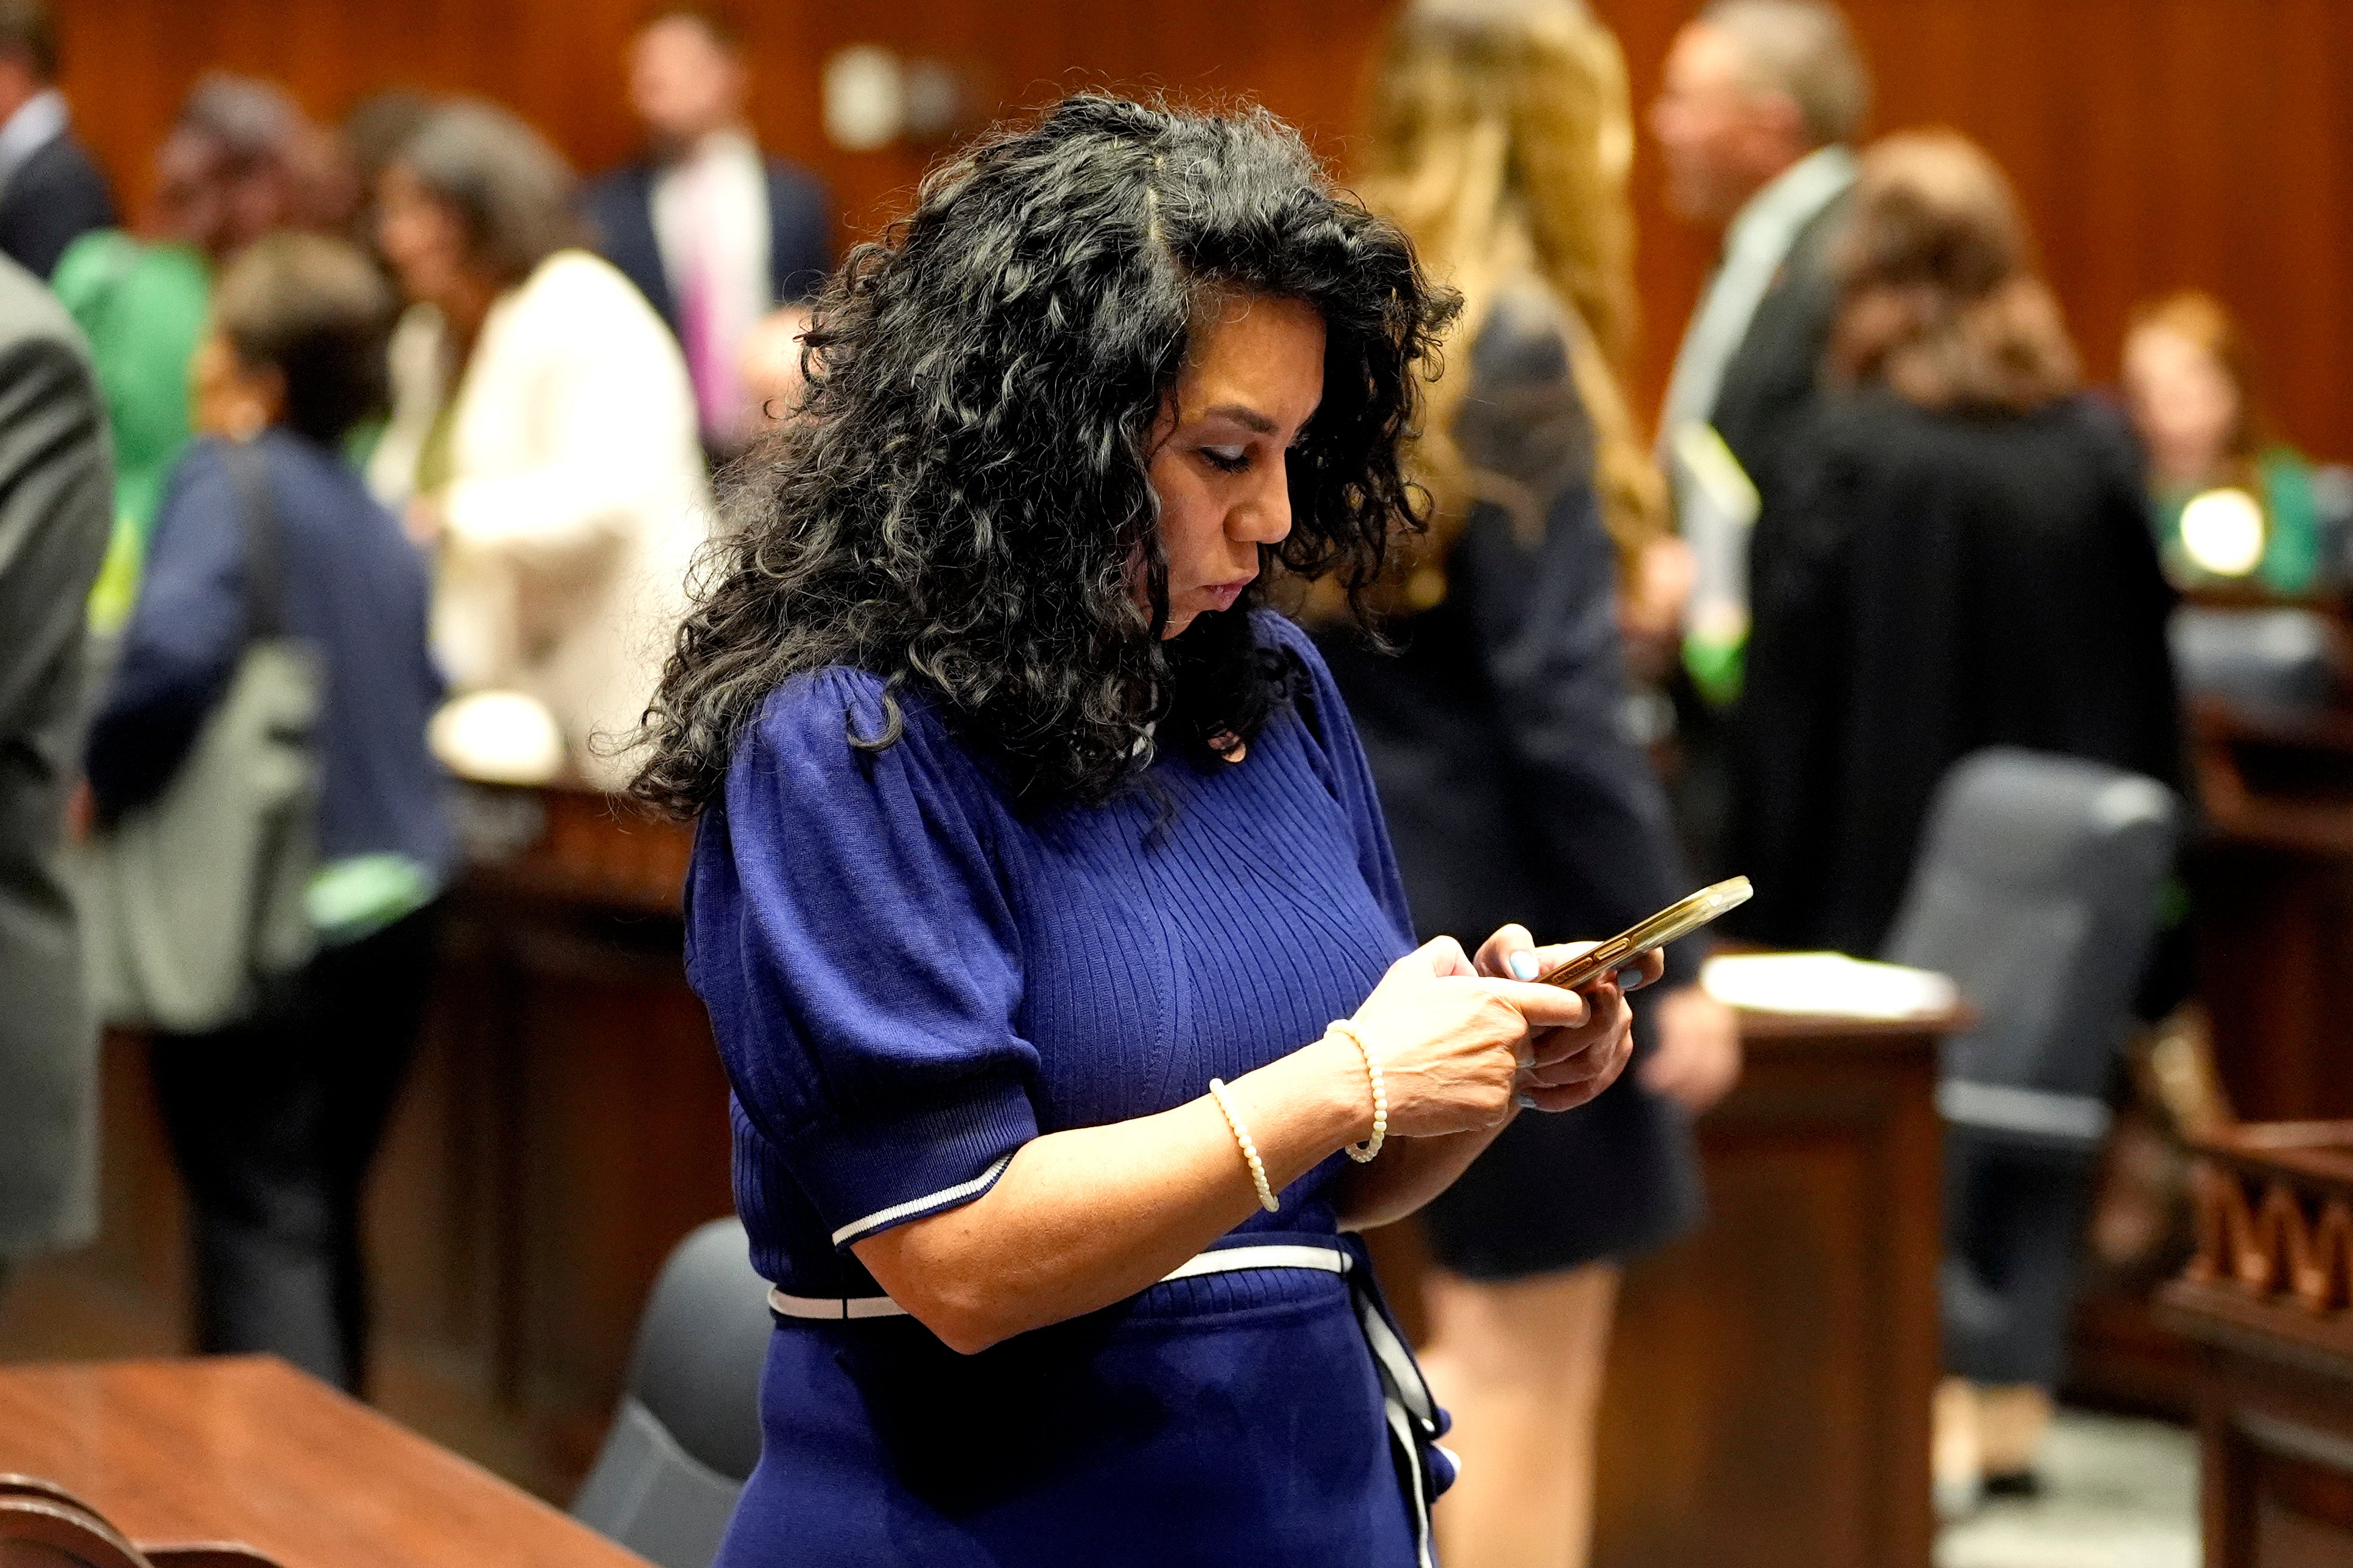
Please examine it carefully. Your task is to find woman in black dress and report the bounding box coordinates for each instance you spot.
[1731,128,2181,1494]
[1733,130,2180,959]
[1322,6,1741,1563]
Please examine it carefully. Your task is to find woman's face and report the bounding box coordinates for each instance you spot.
[1145,292,1325,640]
[2123,322,2240,488]
[375,163,473,310]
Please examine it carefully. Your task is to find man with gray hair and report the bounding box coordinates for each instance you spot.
[1646,0,1869,871]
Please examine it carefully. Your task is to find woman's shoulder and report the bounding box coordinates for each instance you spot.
[1468,280,1579,391]
[1247,609,1355,749]
[738,667,974,793]
[383,305,447,401]
[1454,280,1596,494]
[1248,606,1326,679]
[262,429,407,525]
[514,249,672,334]
[152,436,240,535]
[1809,391,2143,508]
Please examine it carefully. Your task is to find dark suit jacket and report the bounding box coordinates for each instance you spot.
[1708,188,1851,518]
[580,152,832,333]
[0,253,111,1258]
[1317,284,1706,1270]
[0,131,116,280]
[1731,390,2182,957]
[1318,284,1700,985]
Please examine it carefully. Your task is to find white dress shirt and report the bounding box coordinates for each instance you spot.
[651,128,772,443]
[1658,144,1858,650]
[0,88,68,200]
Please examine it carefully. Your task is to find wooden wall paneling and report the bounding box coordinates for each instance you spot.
[52,0,2353,455]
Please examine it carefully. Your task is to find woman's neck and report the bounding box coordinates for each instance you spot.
[436,269,504,360]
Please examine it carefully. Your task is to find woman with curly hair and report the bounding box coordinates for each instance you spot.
[632,94,1656,1564]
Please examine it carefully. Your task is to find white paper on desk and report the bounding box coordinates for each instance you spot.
[1700,952,1958,1020]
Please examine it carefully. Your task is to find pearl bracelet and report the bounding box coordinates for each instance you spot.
[1327,1020,1388,1163]
[1207,1078,1280,1213]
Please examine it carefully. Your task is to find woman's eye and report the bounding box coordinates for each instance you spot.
[1201,446,1251,473]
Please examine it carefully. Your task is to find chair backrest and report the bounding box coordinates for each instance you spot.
[1883,748,2182,1156]
[571,1216,771,1568]
[2169,605,2339,718]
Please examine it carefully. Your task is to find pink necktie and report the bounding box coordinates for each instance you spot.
[679,167,742,443]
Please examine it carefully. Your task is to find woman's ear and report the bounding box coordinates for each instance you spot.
[190,335,288,442]
[238,364,291,439]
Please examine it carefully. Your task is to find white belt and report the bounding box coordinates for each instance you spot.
[766,1242,1353,1322]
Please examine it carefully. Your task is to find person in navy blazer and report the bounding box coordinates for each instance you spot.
[582,5,830,451]
[0,1,114,280]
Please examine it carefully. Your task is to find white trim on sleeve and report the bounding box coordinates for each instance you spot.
[828,1153,1015,1248]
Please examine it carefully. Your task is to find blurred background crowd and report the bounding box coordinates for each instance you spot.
[1,1,2348,1566]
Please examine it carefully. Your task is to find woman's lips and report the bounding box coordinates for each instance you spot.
[1199,578,1254,610]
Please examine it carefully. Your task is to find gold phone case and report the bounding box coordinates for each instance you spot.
[1534,877,1754,990]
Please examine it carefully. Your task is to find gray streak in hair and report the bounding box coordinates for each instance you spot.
[1701,0,1871,146]
[397,100,583,286]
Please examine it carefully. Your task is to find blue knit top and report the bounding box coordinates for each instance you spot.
[687,611,1416,1297]
[685,611,1444,1564]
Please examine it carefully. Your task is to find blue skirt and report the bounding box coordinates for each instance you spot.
[716,1258,1424,1565]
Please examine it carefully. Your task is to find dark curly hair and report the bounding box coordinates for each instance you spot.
[630,94,1458,815]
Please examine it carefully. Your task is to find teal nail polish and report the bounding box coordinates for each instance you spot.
[1514,1093,1538,1110]
[1509,952,1539,981]
[1616,966,1645,991]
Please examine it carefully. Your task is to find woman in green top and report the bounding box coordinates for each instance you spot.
[2121,288,2327,596]
[52,74,323,626]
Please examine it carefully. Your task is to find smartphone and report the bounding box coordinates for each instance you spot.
[1532,877,1753,991]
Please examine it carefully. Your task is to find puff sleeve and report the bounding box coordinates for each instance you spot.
[686,671,1040,1249]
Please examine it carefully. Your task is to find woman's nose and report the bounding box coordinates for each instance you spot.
[1232,464,1294,545]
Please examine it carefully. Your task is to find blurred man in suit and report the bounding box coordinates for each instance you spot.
[1645,0,1869,876]
[0,251,110,1290]
[0,0,113,278]
[583,5,831,454]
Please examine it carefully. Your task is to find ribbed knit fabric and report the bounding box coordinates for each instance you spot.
[686,610,1415,1298]
[687,611,1432,1566]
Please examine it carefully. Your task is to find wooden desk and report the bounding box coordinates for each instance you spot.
[2158,1122,2353,1568]
[0,1356,653,1567]
[10,785,726,1499]
[1366,1001,1958,1568]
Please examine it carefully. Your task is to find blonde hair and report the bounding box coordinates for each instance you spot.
[1828,130,2078,415]
[1358,0,1666,595]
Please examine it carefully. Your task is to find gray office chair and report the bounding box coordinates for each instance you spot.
[573,1217,772,1568]
[1881,748,2182,1387]
[2169,605,2339,718]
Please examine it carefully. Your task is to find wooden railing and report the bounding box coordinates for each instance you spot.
[2165,1122,2353,1356]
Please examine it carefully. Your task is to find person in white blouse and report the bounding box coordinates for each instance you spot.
[369,101,710,791]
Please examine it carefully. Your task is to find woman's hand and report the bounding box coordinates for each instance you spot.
[1639,983,1743,1113]
[1472,925,1651,1113]
[403,496,446,550]
[1343,936,1598,1139]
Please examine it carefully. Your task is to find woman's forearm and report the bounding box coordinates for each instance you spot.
[1331,1114,1517,1233]
[852,1033,1375,1354]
